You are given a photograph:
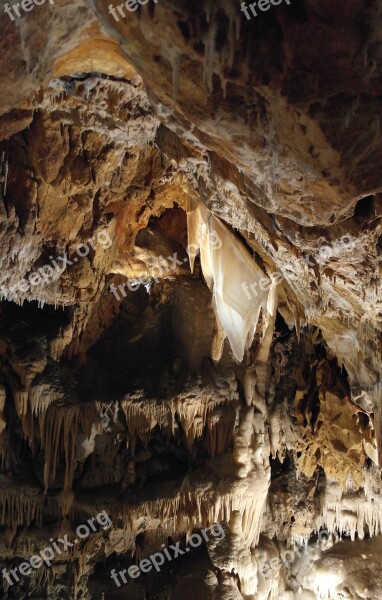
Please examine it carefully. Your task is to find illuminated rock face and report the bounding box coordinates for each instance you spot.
[0,1,381,599]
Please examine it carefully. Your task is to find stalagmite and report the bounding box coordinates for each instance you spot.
[207,515,258,597]
[230,406,270,548]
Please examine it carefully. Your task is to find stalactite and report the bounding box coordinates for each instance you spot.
[370,381,382,467]
[0,385,6,452]
[187,198,271,362]
[0,492,44,540]
[121,383,237,457]
[15,398,101,495]
[50,323,74,360]
[250,279,278,412]
[41,406,79,493]
[205,407,236,457]
[203,2,217,92]
[121,397,164,453]
[316,466,382,541]
[14,390,28,418]
[203,0,240,96]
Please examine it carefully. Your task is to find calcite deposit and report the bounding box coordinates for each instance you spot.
[0,0,381,598]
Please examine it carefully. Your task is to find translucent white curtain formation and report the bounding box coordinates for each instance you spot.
[186,198,278,362]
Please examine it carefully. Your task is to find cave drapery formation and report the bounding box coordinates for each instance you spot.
[0,0,381,598]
